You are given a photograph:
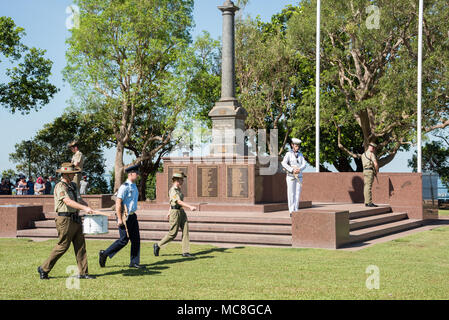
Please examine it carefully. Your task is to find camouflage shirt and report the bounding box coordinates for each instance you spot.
[362,150,376,170]
[54,181,78,213]
[71,151,84,170]
[169,185,183,210]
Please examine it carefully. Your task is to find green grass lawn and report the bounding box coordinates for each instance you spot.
[1,226,449,300]
[439,209,449,216]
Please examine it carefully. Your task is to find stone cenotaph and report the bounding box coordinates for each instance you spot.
[153,1,311,212]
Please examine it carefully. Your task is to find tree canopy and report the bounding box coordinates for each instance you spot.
[287,0,449,169]
[64,0,196,191]
[0,16,58,114]
[408,140,449,188]
[9,112,109,194]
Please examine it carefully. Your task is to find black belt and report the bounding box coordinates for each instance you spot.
[58,212,76,216]
[171,206,181,209]
[364,168,374,171]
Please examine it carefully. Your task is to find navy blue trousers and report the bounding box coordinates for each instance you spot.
[104,213,140,265]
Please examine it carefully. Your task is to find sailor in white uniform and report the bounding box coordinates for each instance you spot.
[281,138,307,214]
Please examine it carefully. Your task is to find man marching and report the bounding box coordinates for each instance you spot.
[37,163,95,280]
[282,138,307,215]
[153,172,197,258]
[99,164,144,269]
[362,142,379,207]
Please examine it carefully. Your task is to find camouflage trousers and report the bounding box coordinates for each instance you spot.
[363,169,375,204]
[158,209,190,254]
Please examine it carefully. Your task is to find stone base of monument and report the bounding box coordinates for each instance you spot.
[0,194,114,212]
[153,156,311,212]
[139,200,312,213]
[0,205,44,237]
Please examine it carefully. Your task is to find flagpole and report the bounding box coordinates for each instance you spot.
[316,0,321,173]
[417,0,423,173]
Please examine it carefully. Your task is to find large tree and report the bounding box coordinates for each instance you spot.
[408,140,449,188]
[287,0,449,169]
[0,16,58,114]
[64,0,195,192]
[235,6,314,156]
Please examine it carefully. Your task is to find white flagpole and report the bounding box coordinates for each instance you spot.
[316,0,321,172]
[417,0,423,173]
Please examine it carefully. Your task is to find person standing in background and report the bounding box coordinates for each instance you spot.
[34,177,46,195]
[44,176,52,195]
[281,138,307,215]
[27,177,35,195]
[79,176,88,195]
[1,178,13,195]
[49,176,56,195]
[69,141,85,193]
[5,178,14,195]
[362,142,379,207]
[16,176,29,195]
[0,178,7,195]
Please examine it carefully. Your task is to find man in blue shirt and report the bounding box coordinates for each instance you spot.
[99,164,144,269]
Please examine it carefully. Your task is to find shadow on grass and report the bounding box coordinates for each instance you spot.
[94,246,245,277]
[158,246,244,258]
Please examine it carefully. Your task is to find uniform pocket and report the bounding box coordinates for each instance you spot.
[55,216,70,238]
[169,210,179,222]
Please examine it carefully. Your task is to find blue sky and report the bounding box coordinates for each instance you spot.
[0,0,416,175]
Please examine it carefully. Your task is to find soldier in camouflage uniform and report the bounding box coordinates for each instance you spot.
[362,142,379,207]
[37,163,95,280]
[153,172,197,258]
[69,141,85,193]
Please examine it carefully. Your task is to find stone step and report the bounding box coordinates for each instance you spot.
[348,219,423,244]
[348,206,392,219]
[139,201,312,213]
[16,228,292,246]
[33,220,292,235]
[42,212,292,225]
[349,212,408,231]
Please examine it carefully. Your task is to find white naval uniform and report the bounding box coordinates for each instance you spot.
[282,150,307,213]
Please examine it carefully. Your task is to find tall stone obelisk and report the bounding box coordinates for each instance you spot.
[209,0,248,157]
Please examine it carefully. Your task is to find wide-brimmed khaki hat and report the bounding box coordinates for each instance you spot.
[172,172,187,179]
[56,162,81,174]
[369,142,378,148]
[67,140,79,148]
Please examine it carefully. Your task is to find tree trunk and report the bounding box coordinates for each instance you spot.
[334,156,355,172]
[114,143,125,192]
[354,158,363,172]
[137,160,152,201]
[138,171,148,201]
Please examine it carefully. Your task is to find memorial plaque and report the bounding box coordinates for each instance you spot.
[227,166,249,198]
[197,166,218,197]
[167,166,188,196]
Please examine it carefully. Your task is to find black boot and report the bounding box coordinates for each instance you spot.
[99,250,107,268]
[153,243,160,257]
[37,266,49,280]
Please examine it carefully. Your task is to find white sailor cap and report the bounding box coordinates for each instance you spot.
[291,138,301,145]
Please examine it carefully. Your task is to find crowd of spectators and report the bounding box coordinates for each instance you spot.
[0,174,56,195]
